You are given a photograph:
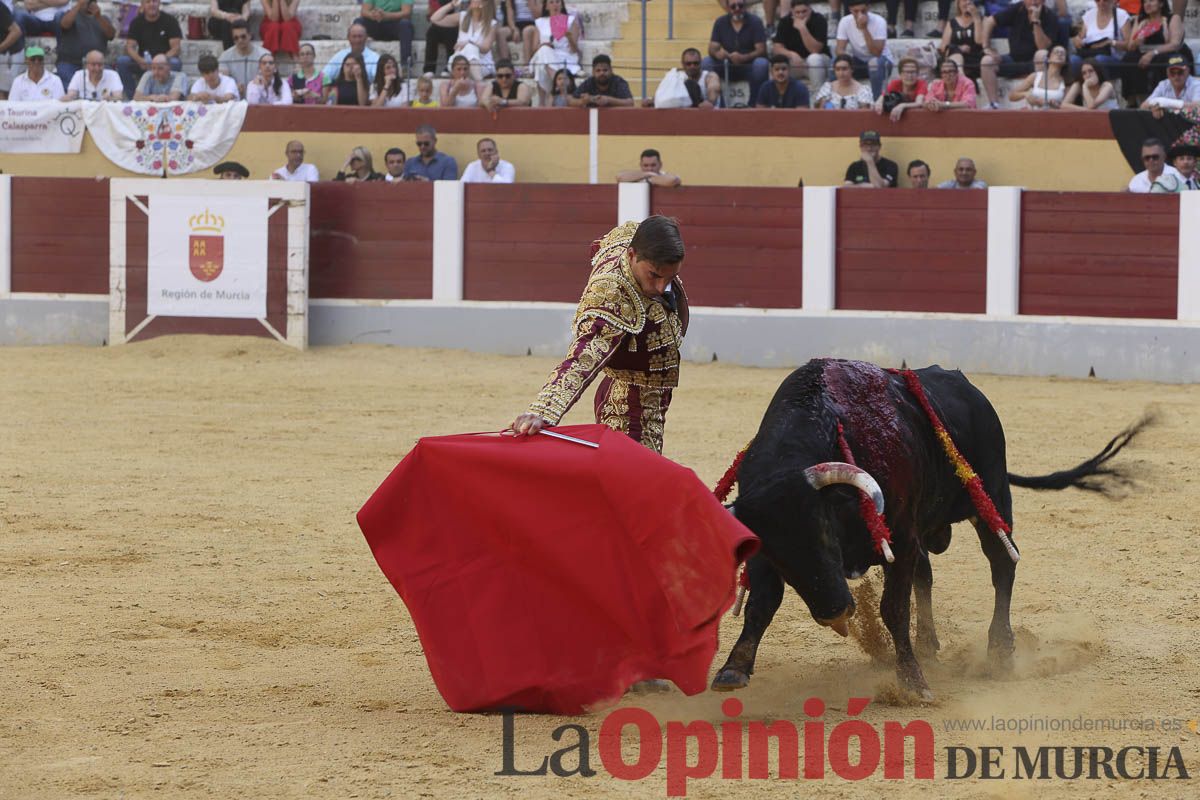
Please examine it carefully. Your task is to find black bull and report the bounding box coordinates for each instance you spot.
[713,359,1148,699]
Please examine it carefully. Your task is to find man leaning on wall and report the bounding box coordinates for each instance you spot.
[616,149,682,187]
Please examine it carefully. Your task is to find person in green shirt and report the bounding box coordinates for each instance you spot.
[355,0,414,68]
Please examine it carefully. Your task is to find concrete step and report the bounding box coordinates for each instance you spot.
[91,1,630,41]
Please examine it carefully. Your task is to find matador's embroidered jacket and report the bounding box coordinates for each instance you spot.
[527,221,690,429]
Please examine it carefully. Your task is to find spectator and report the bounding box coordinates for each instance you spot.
[335,147,385,182]
[188,53,238,102]
[703,0,769,102]
[615,148,682,186]
[836,1,893,100]
[1070,0,1130,74]
[261,0,302,57]
[1119,0,1190,106]
[424,0,460,76]
[876,56,926,120]
[844,130,898,188]
[219,20,268,97]
[885,0,917,40]
[1127,138,1180,191]
[117,0,182,101]
[325,51,369,105]
[813,53,874,108]
[133,53,185,101]
[772,0,830,89]
[1011,43,1070,108]
[462,137,516,182]
[907,159,931,188]
[371,53,410,106]
[246,53,292,104]
[1169,143,1200,189]
[481,57,531,109]
[404,124,460,181]
[323,23,381,85]
[650,48,720,108]
[527,0,581,106]
[924,56,978,110]
[981,0,1060,109]
[0,2,21,102]
[56,0,114,91]
[548,66,574,106]
[430,0,496,80]
[570,53,634,107]
[382,147,408,181]
[1063,58,1118,109]
[355,0,414,68]
[939,0,985,81]
[272,140,320,181]
[208,0,249,51]
[440,54,482,106]
[14,0,69,37]
[213,161,250,179]
[8,45,64,100]
[755,53,810,107]
[411,73,438,106]
[62,48,121,100]
[1142,52,1200,111]
[1006,47,1047,106]
[511,0,539,67]
[937,157,987,188]
[290,43,323,104]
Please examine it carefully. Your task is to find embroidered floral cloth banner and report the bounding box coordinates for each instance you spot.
[0,102,85,153]
[82,101,247,176]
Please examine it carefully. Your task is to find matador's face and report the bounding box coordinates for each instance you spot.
[628,251,681,300]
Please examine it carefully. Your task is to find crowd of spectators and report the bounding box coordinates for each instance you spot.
[1,0,1198,113]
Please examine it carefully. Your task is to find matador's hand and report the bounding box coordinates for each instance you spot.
[511,413,547,436]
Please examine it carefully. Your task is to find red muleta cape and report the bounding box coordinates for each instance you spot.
[357,424,759,714]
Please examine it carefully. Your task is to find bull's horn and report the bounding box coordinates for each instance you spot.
[804,462,885,515]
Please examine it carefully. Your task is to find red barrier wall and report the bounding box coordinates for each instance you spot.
[1019,192,1178,319]
[10,177,109,295]
[836,189,988,313]
[463,184,616,302]
[652,186,803,309]
[309,182,434,300]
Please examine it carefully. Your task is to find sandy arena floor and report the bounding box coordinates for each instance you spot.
[1,337,1198,799]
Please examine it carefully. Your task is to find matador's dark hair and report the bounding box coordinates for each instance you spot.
[630,215,685,265]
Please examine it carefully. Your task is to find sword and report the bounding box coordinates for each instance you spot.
[537,429,600,448]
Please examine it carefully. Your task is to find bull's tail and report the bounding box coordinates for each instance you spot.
[1007,413,1155,496]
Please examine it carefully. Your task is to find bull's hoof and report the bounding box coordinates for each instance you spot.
[710,669,750,692]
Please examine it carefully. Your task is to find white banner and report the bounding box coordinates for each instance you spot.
[82,101,247,176]
[0,102,85,154]
[147,194,268,319]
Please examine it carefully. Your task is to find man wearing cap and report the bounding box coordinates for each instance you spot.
[213,162,250,180]
[1169,144,1200,190]
[0,1,24,101]
[1142,54,1200,114]
[8,45,65,101]
[844,130,898,189]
